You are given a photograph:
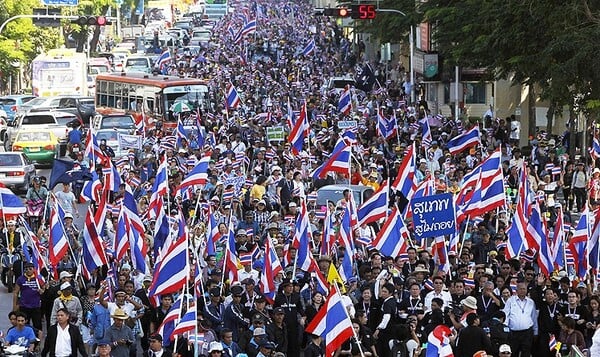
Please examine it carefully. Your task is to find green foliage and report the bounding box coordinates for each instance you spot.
[0,0,62,86]
[358,0,600,112]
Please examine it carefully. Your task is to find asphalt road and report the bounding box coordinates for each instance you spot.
[0,161,88,332]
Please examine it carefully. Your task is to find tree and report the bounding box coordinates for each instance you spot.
[66,0,116,53]
[0,0,61,93]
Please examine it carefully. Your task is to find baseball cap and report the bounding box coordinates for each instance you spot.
[499,344,512,353]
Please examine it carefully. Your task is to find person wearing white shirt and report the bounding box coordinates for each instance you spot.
[503,282,538,357]
[424,276,453,311]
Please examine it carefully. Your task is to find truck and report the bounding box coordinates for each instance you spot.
[31,48,88,97]
[120,25,144,40]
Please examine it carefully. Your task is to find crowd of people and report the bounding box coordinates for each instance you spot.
[5,1,600,357]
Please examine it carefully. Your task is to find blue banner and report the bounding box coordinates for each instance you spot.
[410,193,456,240]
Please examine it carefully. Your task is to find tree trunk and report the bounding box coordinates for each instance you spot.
[528,84,536,138]
[89,26,101,53]
[546,102,555,135]
[569,105,577,158]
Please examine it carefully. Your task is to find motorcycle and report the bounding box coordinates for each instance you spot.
[69,142,81,160]
[1,245,23,293]
[1,344,28,357]
[26,199,45,234]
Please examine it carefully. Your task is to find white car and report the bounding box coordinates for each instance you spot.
[95,129,133,159]
[0,152,36,191]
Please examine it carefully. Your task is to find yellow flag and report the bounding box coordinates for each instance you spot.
[327,263,346,294]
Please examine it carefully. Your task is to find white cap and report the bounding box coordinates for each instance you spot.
[64,213,73,219]
[208,342,223,353]
[60,282,72,290]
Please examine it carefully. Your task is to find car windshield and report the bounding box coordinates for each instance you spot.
[100,116,134,129]
[96,131,120,141]
[55,116,77,125]
[126,58,149,67]
[0,154,22,166]
[0,98,16,105]
[22,97,48,107]
[17,132,51,142]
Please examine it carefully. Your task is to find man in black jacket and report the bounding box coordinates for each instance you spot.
[41,308,88,357]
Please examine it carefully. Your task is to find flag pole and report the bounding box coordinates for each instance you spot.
[457,216,470,258]
[221,209,234,295]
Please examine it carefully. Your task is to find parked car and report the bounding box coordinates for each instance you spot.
[12,130,60,165]
[0,152,36,191]
[0,95,36,124]
[16,95,95,125]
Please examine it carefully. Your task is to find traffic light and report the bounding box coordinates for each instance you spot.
[323,7,350,17]
[72,16,111,26]
[350,4,377,20]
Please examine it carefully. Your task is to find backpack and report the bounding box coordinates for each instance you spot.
[390,339,410,357]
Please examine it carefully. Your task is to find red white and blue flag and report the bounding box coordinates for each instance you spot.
[81,206,108,276]
[357,180,389,226]
[446,126,481,155]
[226,83,241,110]
[301,38,315,56]
[425,325,454,357]
[288,100,308,155]
[260,234,283,303]
[377,109,397,139]
[337,86,352,115]
[505,162,531,259]
[391,143,416,198]
[569,208,590,279]
[305,291,354,357]
[148,213,189,301]
[528,202,554,277]
[0,183,25,215]
[311,139,351,179]
[171,303,196,340]
[372,207,409,258]
[224,219,240,283]
[49,200,69,266]
[156,295,183,346]
[179,153,211,189]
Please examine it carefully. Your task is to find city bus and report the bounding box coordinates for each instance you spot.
[94,72,210,131]
[31,48,88,97]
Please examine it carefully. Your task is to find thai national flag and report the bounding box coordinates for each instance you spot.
[294,200,316,271]
[372,207,409,258]
[224,219,240,283]
[528,203,554,277]
[81,206,108,275]
[569,208,589,279]
[85,128,108,167]
[305,291,355,357]
[301,38,315,56]
[148,213,189,300]
[311,139,351,179]
[0,183,26,215]
[377,109,397,139]
[446,126,481,155]
[156,49,172,73]
[588,208,600,272]
[49,201,69,267]
[425,325,454,357]
[506,162,531,259]
[171,304,196,340]
[123,187,149,274]
[391,143,416,197]
[156,295,183,345]
[102,161,122,193]
[148,157,169,218]
[260,234,283,303]
[357,180,389,226]
[433,236,450,274]
[420,118,432,149]
[226,83,241,110]
[337,86,352,115]
[179,153,211,189]
[240,19,257,36]
[549,334,557,351]
[176,118,186,148]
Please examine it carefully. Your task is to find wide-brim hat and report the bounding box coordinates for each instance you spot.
[461,296,478,310]
[111,308,129,320]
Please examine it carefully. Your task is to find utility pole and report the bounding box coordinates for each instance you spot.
[376,9,415,104]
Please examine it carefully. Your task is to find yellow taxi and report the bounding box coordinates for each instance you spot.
[12,130,59,164]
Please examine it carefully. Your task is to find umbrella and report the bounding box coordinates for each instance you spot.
[170,101,192,113]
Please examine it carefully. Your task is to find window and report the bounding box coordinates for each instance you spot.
[464,83,486,104]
